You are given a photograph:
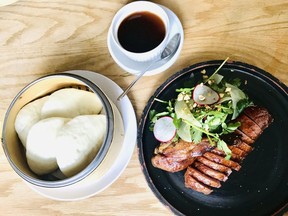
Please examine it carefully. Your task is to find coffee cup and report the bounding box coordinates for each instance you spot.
[110,1,170,62]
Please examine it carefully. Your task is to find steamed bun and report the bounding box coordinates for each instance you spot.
[55,115,106,177]
[15,96,48,147]
[26,117,69,175]
[41,89,103,119]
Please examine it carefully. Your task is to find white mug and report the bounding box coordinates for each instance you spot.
[110,1,170,62]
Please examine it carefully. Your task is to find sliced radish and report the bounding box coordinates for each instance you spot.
[153,116,176,142]
[193,83,220,105]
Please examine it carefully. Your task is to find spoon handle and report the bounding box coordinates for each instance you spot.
[117,62,154,100]
[117,33,181,101]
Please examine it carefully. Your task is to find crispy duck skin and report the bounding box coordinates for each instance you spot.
[151,106,273,195]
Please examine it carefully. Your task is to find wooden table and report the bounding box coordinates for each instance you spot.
[0,1,287,215]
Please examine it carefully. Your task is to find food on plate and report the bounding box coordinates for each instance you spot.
[15,96,48,147]
[26,117,69,175]
[184,106,272,194]
[193,84,220,105]
[41,88,103,118]
[14,88,106,177]
[55,115,106,177]
[151,139,213,172]
[150,60,273,195]
[153,116,176,142]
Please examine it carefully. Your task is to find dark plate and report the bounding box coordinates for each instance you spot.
[137,60,288,216]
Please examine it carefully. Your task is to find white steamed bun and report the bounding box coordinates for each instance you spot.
[26,117,69,175]
[55,115,106,177]
[41,88,103,119]
[15,96,48,147]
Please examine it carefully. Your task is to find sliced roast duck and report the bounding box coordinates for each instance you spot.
[152,106,273,195]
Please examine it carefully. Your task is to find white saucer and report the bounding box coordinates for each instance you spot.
[27,70,137,201]
[0,0,18,7]
[107,5,184,76]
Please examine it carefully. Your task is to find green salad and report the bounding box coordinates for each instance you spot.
[149,58,252,159]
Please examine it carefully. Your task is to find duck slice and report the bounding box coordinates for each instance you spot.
[244,106,273,130]
[236,114,263,140]
[196,157,232,176]
[229,146,248,158]
[234,129,254,145]
[184,166,213,195]
[152,139,214,172]
[234,140,253,153]
[211,148,244,162]
[193,161,228,182]
[203,152,241,171]
[151,154,196,172]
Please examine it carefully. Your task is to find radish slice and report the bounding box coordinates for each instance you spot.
[153,116,176,142]
[193,83,220,105]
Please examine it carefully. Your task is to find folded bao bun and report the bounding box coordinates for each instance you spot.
[26,117,70,175]
[55,115,107,177]
[14,96,48,147]
[41,88,103,119]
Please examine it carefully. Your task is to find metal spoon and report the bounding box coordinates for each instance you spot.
[117,33,181,100]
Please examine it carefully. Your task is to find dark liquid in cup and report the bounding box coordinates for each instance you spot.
[117,11,166,53]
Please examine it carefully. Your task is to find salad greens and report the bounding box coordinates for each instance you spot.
[149,58,252,159]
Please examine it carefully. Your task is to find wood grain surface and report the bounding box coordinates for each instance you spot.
[0,0,287,215]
